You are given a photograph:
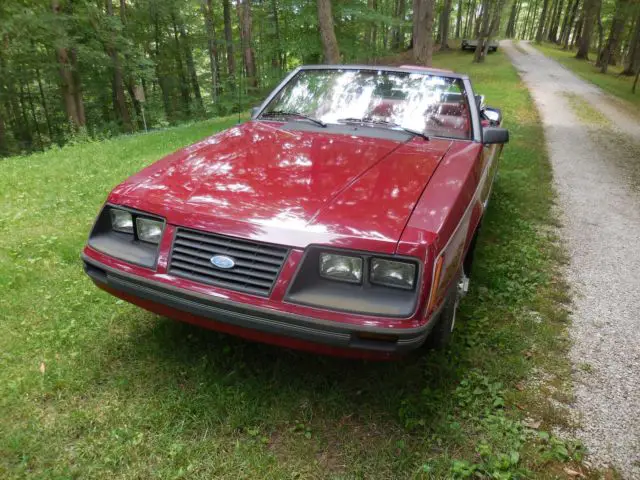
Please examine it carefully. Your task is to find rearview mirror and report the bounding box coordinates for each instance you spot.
[481,106,502,126]
[483,127,509,145]
[251,106,261,118]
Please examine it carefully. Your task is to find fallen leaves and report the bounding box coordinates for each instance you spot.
[563,466,585,477]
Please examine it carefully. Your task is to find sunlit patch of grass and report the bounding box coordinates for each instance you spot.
[0,53,588,478]
[564,92,611,126]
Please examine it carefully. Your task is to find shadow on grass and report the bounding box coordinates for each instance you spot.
[79,297,495,458]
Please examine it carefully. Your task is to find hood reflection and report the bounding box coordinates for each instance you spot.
[110,122,452,250]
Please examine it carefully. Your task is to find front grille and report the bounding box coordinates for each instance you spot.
[168,228,289,297]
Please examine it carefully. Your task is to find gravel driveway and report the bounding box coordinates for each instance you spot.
[503,40,640,477]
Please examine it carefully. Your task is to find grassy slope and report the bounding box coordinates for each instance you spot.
[0,51,582,478]
[533,42,640,112]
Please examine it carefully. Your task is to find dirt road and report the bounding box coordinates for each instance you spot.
[502,40,640,477]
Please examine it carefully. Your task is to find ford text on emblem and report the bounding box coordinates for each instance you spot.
[210,255,235,269]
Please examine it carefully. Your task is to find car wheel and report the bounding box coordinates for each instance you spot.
[425,271,469,350]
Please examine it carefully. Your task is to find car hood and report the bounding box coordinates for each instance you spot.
[109,122,452,252]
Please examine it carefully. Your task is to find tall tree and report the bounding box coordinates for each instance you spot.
[238,0,257,88]
[474,0,492,61]
[576,0,601,59]
[535,0,551,42]
[392,0,407,49]
[439,0,453,49]
[464,0,476,37]
[623,12,640,75]
[506,0,520,38]
[202,0,221,104]
[317,0,341,63]
[597,0,631,72]
[455,0,463,38]
[413,0,435,65]
[106,0,133,132]
[548,0,565,42]
[222,0,236,78]
[51,0,85,129]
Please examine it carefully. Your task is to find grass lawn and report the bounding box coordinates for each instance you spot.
[532,42,640,112]
[0,51,584,478]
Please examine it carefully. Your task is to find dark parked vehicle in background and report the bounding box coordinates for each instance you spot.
[82,64,508,359]
[462,38,499,52]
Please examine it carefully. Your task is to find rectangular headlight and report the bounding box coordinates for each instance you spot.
[319,253,363,284]
[370,258,416,290]
[136,217,164,244]
[110,208,134,234]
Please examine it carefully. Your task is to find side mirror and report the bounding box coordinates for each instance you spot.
[483,127,509,145]
[251,106,261,118]
[481,106,502,126]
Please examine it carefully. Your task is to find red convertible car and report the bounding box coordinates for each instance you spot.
[82,65,508,359]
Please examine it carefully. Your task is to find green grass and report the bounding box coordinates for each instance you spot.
[533,42,640,112]
[0,51,585,478]
[563,93,611,127]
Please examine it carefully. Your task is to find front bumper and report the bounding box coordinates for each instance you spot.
[82,254,435,358]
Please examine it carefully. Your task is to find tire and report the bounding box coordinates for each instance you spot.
[425,276,462,350]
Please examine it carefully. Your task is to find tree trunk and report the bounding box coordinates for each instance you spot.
[474,0,491,62]
[52,0,85,129]
[153,9,172,120]
[202,0,220,104]
[572,12,583,48]
[455,0,463,38]
[392,0,406,49]
[623,14,640,75]
[0,108,6,156]
[440,0,453,49]
[558,0,574,44]
[595,1,604,58]
[171,15,191,116]
[548,0,564,41]
[506,0,518,38]
[527,0,540,39]
[35,65,53,140]
[597,0,629,72]
[474,1,484,36]
[238,0,258,87]
[25,81,43,150]
[106,0,133,132]
[522,0,533,38]
[536,0,551,42]
[317,0,341,63]
[271,0,283,69]
[563,0,580,48]
[463,0,475,38]
[223,0,236,77]
[412,0,435,65]
[576,0,600,59]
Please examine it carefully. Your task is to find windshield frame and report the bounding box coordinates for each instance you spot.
[252,65,481,143]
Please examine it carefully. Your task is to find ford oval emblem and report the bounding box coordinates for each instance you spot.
[210,255,235,269]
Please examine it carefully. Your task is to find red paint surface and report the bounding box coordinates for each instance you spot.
[86,116,503,357]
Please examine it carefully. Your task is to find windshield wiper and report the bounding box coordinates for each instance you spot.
[337,117,429,141]
[260,110,327,128]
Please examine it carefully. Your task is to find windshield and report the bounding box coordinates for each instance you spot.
[260,69,472,140]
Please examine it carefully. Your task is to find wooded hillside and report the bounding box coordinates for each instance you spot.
[1,0,639,157]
